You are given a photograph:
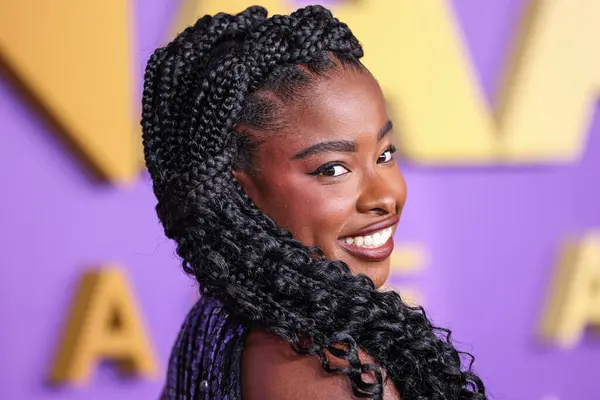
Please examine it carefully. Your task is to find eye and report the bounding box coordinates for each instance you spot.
[309,162,351,177]
[378,145,397,164]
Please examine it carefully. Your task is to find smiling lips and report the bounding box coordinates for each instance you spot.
[337,218,398,262]
[342,226,393,248]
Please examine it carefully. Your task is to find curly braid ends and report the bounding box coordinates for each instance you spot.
[141,5,487,400]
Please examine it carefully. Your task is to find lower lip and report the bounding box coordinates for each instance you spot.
[337,236,395,262]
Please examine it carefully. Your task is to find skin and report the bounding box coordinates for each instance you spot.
[234,68,406,399]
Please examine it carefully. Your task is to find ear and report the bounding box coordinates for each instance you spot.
[232,168,262,205]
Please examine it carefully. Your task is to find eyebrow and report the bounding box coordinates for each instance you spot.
[378,120,394,141]
[291,120,394,160]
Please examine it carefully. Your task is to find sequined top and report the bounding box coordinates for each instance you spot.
[161,295,248,399]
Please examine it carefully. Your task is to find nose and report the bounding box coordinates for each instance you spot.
[356,170,405,216]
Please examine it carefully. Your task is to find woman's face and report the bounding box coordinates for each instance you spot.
[234,68,407,288]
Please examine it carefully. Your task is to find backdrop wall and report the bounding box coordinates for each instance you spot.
[1,1,599,399]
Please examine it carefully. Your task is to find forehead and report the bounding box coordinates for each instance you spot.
[274,69,388,150]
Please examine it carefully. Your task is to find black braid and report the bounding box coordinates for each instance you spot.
[142,5,487,399]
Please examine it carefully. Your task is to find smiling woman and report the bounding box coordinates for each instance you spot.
[141,4,487,400]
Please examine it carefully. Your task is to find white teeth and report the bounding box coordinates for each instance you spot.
[342,227,393,249]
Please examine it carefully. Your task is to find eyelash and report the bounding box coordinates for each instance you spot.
[308,145,397,177]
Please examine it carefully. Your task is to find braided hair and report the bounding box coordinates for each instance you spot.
[141,5,487,400]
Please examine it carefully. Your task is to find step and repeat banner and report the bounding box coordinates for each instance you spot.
[1,0,599,399]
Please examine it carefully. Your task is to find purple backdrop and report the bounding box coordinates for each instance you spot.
[1,0,599,399]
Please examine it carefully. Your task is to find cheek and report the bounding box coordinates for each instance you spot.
[263,179,357,244]
[389,167,408,203]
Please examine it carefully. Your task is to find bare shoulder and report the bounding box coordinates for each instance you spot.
[241,329,353,399]
[241,329,401,400]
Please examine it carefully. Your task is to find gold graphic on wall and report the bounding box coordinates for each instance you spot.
[387,245,428,307]
[0,1,138,183]
[335,0,600,164]
[539,233,600,348]
[390,244,428,274]
[50,268,158,385]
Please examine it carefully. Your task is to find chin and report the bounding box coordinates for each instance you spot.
[366,266,390,289]
[329,248,391,289]
[348,260,390,289]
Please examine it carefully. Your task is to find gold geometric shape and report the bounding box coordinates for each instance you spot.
[335,0,600,165]
[538,232,600,349]
[0,1,139,183]
[49,267,158,385]
[390,244,428,274]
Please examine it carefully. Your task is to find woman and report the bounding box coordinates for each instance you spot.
[142,5,486,400]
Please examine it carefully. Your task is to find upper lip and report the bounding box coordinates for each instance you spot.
[339,215,400,238]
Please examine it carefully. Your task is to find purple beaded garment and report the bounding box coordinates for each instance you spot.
[161,295,248,399]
